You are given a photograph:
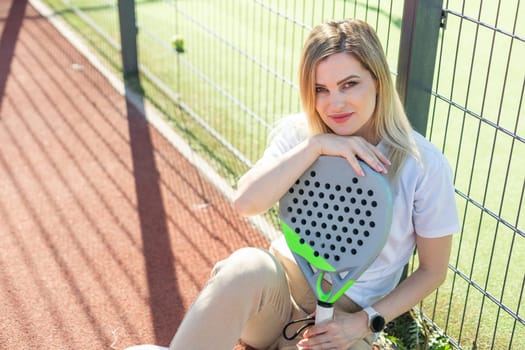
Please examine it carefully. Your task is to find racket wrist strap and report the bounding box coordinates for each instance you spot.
[315,301,334,323]
[282,316,315,340]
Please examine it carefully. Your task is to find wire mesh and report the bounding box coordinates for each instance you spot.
[43,0,122,73]
[425,0,524,349]
[131,0,403,182]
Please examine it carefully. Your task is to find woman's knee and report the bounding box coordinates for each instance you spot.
[211,247,287,296]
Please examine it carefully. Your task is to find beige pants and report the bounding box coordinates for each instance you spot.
[169,247,374,350]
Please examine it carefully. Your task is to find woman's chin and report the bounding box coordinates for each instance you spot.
[329,124,358,136]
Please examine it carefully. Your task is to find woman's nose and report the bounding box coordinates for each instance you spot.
[329,91,345,110]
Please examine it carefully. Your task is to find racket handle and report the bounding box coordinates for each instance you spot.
[315,301,334,323]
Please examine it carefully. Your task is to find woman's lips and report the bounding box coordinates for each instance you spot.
[330,113,353,124]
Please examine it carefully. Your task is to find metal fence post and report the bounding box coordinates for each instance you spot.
[396,0,445,135]
[117,0,138,77]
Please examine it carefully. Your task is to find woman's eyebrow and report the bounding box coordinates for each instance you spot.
[315,74,361,87]
[337,74,360,85]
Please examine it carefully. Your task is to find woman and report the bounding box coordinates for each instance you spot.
[129,19,459,350]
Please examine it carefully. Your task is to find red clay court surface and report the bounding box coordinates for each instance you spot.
[0,1,267,349]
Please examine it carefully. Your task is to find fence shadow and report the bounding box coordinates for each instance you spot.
[0,0,27,111]
[124,77,182,344]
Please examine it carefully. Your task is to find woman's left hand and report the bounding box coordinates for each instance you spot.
[296,310,370,350]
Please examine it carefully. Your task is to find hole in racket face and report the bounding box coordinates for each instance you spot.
[285,174,380,267]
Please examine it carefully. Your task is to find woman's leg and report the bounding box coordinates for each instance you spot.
[169,247,292,350]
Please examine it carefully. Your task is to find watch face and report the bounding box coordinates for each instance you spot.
[371,315,385,332]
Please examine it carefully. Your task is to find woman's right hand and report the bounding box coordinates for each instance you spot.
[310,134,390,176]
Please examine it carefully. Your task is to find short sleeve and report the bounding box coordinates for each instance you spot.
[254,113,308,168]
[413,150,460,238]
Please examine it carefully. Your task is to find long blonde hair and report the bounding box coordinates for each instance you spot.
[298,19,419,180]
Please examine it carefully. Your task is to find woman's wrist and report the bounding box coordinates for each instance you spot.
[356,310,373,337]
[306,134,324,157]
[338,309,373,340]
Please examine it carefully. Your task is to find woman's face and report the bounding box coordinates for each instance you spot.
[314,52,377,140]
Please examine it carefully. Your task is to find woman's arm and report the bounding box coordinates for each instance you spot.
[233,137,320,216]
[373,234,453,323]
[298,234,453,350]
[233,134,390,216]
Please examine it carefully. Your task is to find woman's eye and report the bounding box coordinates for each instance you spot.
[315,86,327,93]
[343,81,358,88]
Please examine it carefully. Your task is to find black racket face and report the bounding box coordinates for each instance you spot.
[279,156,393,273]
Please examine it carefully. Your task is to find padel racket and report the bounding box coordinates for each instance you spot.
[279,156,393,328]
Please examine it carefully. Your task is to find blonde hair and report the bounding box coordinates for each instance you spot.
[298,19,419,180]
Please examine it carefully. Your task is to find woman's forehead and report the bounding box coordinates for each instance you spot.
[315,53,369,84]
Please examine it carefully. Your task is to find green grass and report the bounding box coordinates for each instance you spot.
[41,0,524,348]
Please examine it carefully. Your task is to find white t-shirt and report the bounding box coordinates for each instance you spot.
[260,114,460,307]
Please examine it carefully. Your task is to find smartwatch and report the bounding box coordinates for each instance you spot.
[363,306,386,334]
